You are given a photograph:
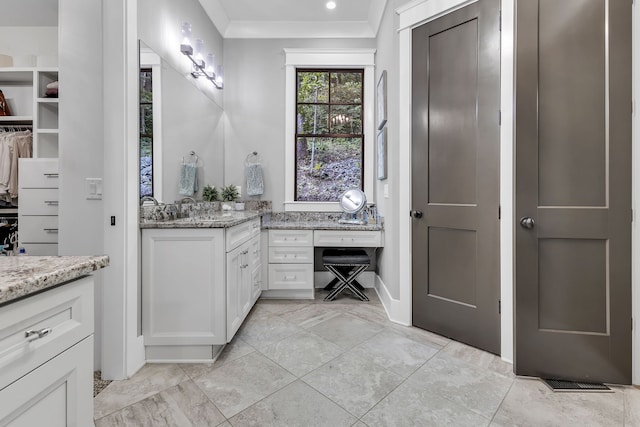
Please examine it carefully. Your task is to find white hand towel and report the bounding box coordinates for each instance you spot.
[246,163,264,196]
[179,163,197,196]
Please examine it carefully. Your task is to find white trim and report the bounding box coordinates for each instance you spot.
[375,274,411,326]
[197,0,230,37]
[225,21,376,39]
[283,48,376,212]
[397,0,515,363]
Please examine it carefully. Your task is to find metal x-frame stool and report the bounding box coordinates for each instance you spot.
[322,249,370,301]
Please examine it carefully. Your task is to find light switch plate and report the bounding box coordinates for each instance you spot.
[383,184,389,198]
[86,178,103,200]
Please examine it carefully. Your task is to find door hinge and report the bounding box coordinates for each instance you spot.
[498,10,502,31]
[498,205,501,220]
[498,110,501,126]
[498,299,501,314]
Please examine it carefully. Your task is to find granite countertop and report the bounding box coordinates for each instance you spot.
[263,220,383,231]
[140,211,262,229]
[0,255,109,306]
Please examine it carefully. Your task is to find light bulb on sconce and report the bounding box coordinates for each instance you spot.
[216,65,223,86]
[193,39,205,68]
[206,53,215,74]
[180,22,193,55]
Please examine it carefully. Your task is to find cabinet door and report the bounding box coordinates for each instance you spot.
[0,336,93,427]
[142,228,226,346]
[226,243,247,341]
[251,265,262,305]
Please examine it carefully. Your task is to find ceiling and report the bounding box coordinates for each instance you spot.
[199,0,388,38]
[0,0,58,26]
[0,0,387,38]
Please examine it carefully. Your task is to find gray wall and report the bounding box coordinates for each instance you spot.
[223,38,376,206]
[374,0,403,299]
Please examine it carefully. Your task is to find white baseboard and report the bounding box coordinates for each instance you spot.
[374,275,411,326]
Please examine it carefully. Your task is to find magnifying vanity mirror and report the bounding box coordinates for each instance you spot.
[338,188,368,224]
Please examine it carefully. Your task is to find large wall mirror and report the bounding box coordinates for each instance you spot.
[138,41,224,203]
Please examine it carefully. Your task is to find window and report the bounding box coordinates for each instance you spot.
[295,69,364,201]
[139,68,153,197]
[284,48,375,211]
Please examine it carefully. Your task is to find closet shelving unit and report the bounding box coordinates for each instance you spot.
[0,67,59,157]
[0,67,60,255]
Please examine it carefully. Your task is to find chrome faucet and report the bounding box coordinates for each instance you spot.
[179,197,196,204]
[140,195,159,206]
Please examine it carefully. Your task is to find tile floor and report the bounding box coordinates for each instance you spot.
[94,290,640,426]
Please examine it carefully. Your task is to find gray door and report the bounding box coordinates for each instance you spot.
[412,0,501,354]
[515,0,632,384]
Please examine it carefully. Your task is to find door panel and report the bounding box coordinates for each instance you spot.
[515,0,631,384]
[412,0,501,354]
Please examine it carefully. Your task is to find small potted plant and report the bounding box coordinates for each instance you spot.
[221,185,239,210]
[202,184,219,202]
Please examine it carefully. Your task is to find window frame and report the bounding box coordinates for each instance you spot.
[139,47,163,203]
[294,68,365,201]
[284,48,376,212]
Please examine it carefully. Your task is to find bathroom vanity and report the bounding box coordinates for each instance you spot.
[140,213,262,362]
[0,255,109,426]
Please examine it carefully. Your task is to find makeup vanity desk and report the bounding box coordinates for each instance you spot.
[261,216,384,299]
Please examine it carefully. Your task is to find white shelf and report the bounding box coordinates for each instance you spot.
[0,69,34,82]
[36,98,58,104]
[0,115,33,122]
[36,129,58,134]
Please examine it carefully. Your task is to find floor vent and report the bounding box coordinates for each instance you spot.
[542,378,612,393]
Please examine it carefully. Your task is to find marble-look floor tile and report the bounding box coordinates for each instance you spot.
[93,363,188,419]
[279,303,347,329]
[308,313,386,350]
[350,329,440,378]
[409,353,513,419]
[229,380,357,426]
[625,386,640,426]
[362,378,490,427]
[492,377,624,427]
[351,422,369,427]
[236,309,303,350]
[344,303,390,326]
[193,352,296,418]
[302,352,404,418]
[441,340,515,378]
[313,288,381,305]
[94,380,225,427]
[385,322,451,348]
[261,330,343,377]
[180,337,255,379]
[254,299,312,315]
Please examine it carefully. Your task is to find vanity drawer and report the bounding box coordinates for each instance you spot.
[268,264,314,290]
[18,158,59,188]
[314,230,383,247]
[269,246,314,264]
[269,230,313,247]
[0,276,93,389]
[17,189,59,215]
[226,218,260,252]
[18,216,59,243]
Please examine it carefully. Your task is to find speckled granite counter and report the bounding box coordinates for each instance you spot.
[0,255,109,306]
[140,211,262,229]
[262,212,383,231]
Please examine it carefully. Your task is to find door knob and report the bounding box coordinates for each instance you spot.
[410,210,423,219]
[520,217,535,229]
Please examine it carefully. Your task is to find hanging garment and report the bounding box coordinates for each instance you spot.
[8,132,33,198]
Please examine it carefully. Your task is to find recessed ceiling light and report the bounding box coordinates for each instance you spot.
[326,1,336,10]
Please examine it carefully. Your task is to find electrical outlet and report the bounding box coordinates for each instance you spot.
[384,184,389,198]
[236,185,242,196]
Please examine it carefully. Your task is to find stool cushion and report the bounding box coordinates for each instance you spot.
[322,249,370,265]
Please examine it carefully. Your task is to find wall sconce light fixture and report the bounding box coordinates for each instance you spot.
[180,21,223,89]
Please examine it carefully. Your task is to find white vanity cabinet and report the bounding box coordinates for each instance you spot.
[226,218,261,342]
[141,217,261,361]
[266,230,314,299]
[142,228,226,361]
[0,276,95,426]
